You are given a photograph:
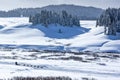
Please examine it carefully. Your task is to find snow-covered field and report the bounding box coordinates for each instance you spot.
[0,17,120,52]
[0,50,120,80]
[0,17,120,80]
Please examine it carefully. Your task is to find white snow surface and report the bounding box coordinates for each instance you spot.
[0,18,120,80]
[0,17,120,52]
[0,50,120,80]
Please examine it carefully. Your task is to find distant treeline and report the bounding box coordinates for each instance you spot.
[0,5,103,20]
[29,10,80,27]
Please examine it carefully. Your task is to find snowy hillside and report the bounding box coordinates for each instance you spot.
[0,18,120,80]
[0,17,119,52]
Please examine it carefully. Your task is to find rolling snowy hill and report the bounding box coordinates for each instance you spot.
[0,17,120,52]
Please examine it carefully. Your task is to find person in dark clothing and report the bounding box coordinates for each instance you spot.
[15,62,18,65]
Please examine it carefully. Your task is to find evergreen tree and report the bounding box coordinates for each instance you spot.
[58,29,62,33]
[29,15,33,22]
[97,8,120,35]
[29,10,80,27]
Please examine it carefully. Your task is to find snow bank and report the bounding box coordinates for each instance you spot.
[100,40,120,52]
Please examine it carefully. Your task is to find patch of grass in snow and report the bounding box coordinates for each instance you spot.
[10,76,72,80]
[7,76,97,80]
[81,77,97,80]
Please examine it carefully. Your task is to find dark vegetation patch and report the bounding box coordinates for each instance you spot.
[9,76,72,80]
[6,76,97,80]
[81,77,97,80]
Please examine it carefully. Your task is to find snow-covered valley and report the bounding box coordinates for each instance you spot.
[0,17,120,52]
[0,17,120,80]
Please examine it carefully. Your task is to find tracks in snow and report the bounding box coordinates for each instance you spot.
[0,61,120,77]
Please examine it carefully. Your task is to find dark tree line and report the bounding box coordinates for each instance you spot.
[96,8,120,35]
[29,10,80,27]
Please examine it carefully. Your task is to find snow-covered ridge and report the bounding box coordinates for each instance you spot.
[0,17,120,53]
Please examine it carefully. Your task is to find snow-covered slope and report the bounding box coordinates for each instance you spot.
[0,18,120,80]
[0,17,120,52]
